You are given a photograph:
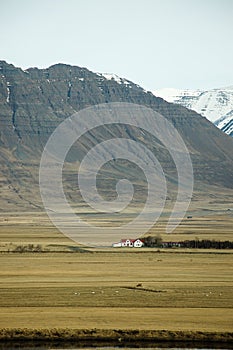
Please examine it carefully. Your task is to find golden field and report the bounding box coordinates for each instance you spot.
[0,250,232,331]
[0,210,232,337]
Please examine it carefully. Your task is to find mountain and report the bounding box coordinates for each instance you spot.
[153,87,233,137]
[0,60,233,213]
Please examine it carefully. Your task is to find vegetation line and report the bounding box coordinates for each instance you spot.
[0,328,232,343]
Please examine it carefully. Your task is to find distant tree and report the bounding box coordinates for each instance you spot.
[144,234,162,247]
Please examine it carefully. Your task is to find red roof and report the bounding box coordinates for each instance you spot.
[121,238,143,243]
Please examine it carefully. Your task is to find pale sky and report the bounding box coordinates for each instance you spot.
[0,0,232,91]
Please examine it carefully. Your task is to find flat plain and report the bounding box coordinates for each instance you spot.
[0,211,232,333]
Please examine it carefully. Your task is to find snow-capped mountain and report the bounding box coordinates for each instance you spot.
[153,86,233,137]
[1,60,233,212]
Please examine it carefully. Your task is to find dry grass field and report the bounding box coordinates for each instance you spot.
[0,251,232,332]
[0,210,232,337]
[0,216,233,332]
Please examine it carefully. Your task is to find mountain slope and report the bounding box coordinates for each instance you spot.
[0,60,233,212]
[153,87,233,137]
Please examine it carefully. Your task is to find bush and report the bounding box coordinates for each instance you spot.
[13,244,43,253]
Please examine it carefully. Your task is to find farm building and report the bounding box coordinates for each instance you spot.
[161,242,181,248]
[112,238,144,248]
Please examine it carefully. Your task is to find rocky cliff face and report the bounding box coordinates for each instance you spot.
[0,61,233,211]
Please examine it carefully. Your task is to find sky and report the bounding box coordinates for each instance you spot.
[0,0,233,91]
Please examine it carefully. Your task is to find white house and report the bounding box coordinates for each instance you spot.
[133,239,144,248]
[112,238,144,248]
[121,239,134,247]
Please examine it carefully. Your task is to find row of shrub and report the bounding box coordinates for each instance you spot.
[143,236,233,249]
[0,328,232,342]
[180,239,233,249]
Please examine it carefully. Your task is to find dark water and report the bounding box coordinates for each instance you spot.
[2,348,229,350]
[0,343,232,350]
[0,348,230,350]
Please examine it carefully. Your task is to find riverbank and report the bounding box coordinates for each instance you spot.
[0,328,233,346]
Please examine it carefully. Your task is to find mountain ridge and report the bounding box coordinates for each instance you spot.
[0,60,233,212]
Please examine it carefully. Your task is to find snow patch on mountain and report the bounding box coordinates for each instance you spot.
[153,86,233,137]
[6,82,10,103]
[100,73,122,84]
[97,72,133,87]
